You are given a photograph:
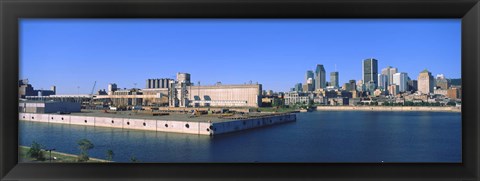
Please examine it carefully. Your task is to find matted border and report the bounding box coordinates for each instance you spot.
[1,0,479,180]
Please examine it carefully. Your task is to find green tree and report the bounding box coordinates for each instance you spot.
[77,139,94,162]
[27,141,45,161]
[447,101,457,106]
[106,149,114,161]
[404,101,414,106]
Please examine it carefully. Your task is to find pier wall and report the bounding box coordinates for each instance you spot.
[19,113,296,135]
[210,114,297,135]
[19,113,212,135]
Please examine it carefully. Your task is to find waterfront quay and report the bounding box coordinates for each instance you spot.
[316,106,461,112]
[19,110,296,136]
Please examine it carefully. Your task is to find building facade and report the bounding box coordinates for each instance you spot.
[362,58,378,91]
[146,78,174,89]
[377,74,388,90]
[18,79,56,98]
[186,84,262,107]
[294,83,303,92]
[388,84,399,96]
[330,71,339,88]
[284,92,311,105]
[435,75,449,90]
[381,66,398,86]
[417,69,434,94]
[315,64,326,90]
[393,72,408,92]
[305,70,315,88]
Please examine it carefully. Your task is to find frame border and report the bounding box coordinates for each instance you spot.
[1,0,479,180]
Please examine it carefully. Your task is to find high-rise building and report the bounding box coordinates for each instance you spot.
[377,74,388,90]
[393,72,408,92]
[408,79,418,92]
[417,69,434,94]
[342,81,356,91]
[435,74,449,90]
[305,70,315,88]
[294,83,303,92]
[315,64,326,90]
[330,72,339,88]
[306,77,315,92]
[381,66,398,86]
[362,58,378,90]
[348,80,356,91]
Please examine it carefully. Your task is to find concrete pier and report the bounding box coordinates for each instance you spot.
[19,112,296,136]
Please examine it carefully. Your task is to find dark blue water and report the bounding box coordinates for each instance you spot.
[19,111,462,163]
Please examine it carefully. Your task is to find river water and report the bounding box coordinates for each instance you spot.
[19,111,461,163]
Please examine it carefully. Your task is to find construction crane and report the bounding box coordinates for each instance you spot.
[89,81,96,109]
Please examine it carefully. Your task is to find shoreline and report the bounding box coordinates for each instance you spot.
[19,146,110,162]
[315,106,461,112]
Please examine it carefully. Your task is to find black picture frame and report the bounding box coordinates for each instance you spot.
[1,0,479,180]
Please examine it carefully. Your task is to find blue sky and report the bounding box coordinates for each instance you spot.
[20,19,461,94]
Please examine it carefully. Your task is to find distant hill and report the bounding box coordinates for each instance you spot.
[447,78,461,86]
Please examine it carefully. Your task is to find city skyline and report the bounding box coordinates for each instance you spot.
[20,19,461,94]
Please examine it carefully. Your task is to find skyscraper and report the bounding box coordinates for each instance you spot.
[330,72,339,88]
[294,83,303,92]
[408,79,418,92]
[417,69,434,94]
[393,72,408,92]
[315,64,326,90]
[377,74,388,90]
[435,74,449,90]
[362,58,378,90]
[304,78,315,92]
[381,66,398,86]
[305,70,315,88]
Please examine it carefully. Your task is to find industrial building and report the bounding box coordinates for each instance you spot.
[19,79,56,98]
[19,101,81,113]
[146,78,174,89]
[93,72,263,108]
[185,84,262,107]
